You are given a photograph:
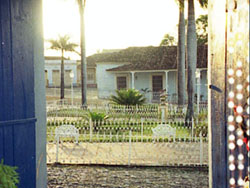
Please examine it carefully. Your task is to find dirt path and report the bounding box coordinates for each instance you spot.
[47,142,208,166]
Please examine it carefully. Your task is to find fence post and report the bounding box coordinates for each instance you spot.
[109,131,112,142]
[200,132,203,165]
[128,130,132,166]
[89,119,93,142]
[56,136,59,163]
[141,118,144,141]
[191,117,194,140]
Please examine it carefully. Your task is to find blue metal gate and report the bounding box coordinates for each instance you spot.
[0,0,36,187]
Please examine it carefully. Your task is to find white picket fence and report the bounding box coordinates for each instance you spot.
[46,118,208,166]
[46,102,208,166]
[46,103,208,121]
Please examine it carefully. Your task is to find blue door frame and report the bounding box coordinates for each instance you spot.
[0,0,37,187]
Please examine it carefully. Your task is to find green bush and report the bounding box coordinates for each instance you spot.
[0,159,19,188]
[88,111,108,122]
[110,89,146,105]
[82,111,109,130]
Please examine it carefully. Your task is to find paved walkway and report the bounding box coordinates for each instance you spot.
[47,142,208,166]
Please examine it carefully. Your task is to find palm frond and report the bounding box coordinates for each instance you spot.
[109,89,146,105]
[48,34,78,52]
[48,39,61,50]
[198,0,208,8]
[175,0,184,10]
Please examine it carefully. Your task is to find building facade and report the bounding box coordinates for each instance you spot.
[44,56,77,87]
[88,46,208,103]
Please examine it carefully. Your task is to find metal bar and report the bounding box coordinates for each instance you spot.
[128,130,132,166]
[56,136,59,163]
[200,132,203,165]
[141,118,144,141]
[0,118,37,126]
[89,119,93,142]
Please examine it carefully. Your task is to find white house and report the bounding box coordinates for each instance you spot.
[87,46,208,103]
[44,56,77,87]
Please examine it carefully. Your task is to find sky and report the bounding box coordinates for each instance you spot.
[43,0,207,58]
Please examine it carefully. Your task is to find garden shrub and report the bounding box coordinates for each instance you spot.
[0,159,19,188]
[88,111,108,122]
[82,111,109,130]
[109,89,146,105]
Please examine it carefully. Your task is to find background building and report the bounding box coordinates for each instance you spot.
[87,45,208,103]
[44,56,77,87]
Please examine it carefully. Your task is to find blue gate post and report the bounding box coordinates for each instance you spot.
[0,0,46,187]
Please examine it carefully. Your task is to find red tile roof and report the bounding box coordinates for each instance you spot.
[87,45,207,71]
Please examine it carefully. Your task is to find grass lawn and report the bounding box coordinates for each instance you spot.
[46,106,207,143]
[47,121,197,143]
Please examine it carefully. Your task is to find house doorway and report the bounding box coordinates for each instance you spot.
[152,75,163,101]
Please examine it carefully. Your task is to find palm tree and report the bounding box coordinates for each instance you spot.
[177,0,186,105]
[160,34,176,46]
[186,0,197,121]
[48,35,78,100]
[77,0,87,106]
[186,0,207,121]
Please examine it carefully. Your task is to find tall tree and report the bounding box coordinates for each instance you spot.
[177,0,186,105]
[186,0,197,121]
[78,0,87,106]
[186,0,208,121]
[48,35,78,100]
[160,34,176,46]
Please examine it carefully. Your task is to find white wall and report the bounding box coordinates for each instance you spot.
[134,72,150,91]
[45,59,77,86]
[199,70,208,101]
[134,72,151,101]
[167,71,177,101]
[96,67,208,103]
[96,62,128,98]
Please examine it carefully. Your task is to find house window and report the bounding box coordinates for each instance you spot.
[117,76,127,90]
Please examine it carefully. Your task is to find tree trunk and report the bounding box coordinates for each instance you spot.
[60,49,65,99]
[79,0,87,106]
[186,0,197,121]
[177,0,186,105]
